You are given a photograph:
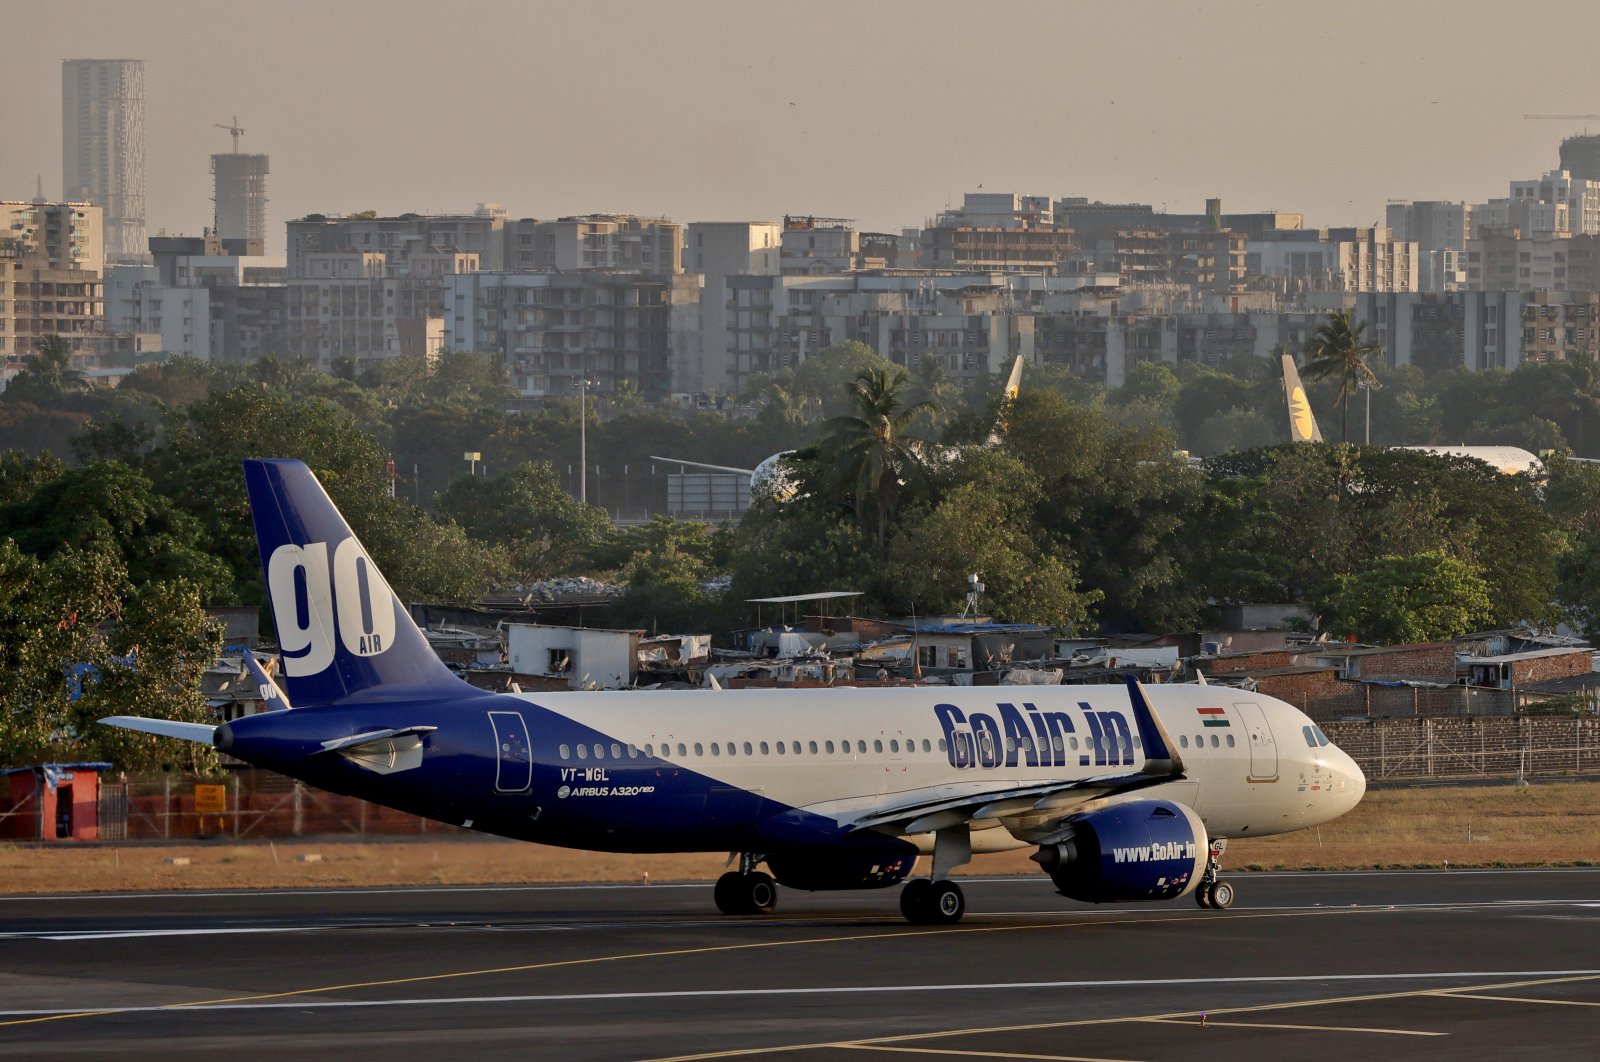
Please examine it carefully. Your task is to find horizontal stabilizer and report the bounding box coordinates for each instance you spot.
[314,726,438,755]
[99,716,217,745]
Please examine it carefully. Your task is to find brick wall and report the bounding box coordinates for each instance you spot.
[1352,645,1457,683]
[1512,650,1594,688]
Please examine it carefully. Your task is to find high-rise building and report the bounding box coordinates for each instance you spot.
[213,153,270,249]
[61,59,145,262]
[1560,134,1600,183]
[0,200,104,274]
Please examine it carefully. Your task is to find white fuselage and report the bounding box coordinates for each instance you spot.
[519,682,1365,854]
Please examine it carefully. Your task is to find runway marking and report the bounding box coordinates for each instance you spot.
[26,925,351,942]
[843,1047,1143,1061]
[0,904,1467,1029]
[1434,992,1600,1007]
[1142,1017,1444,1036]
[639,972,1600,1061]
[5,970,1597,1018]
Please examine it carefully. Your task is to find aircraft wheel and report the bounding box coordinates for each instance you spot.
[742,871,778,914]
[899,879,934,923]
[1195,881,1214,908]
[714,871,748,915]
[1209,880,1235,910]
[925,880,965,925]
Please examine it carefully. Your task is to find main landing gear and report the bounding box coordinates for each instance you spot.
[899,824,973,925]
[899,878,965,925]
[715,853,778,915]
[1194,838,1235,910]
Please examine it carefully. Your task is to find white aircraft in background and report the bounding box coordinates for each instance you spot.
[657,356,1028,503]
[103,459,1365,924]
[1282,354,1542,474]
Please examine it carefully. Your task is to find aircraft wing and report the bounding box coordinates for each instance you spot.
[850,676,1185,841]
[99,716,218,745]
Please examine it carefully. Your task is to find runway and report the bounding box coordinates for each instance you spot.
[2,868,1598,1060]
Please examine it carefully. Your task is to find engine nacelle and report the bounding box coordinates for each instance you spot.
[1033,799,1207,903]
[765,843,916,892]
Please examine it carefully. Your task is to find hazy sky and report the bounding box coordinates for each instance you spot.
[10,0,1600,250]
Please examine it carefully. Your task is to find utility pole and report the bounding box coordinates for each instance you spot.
[579,375,588,504]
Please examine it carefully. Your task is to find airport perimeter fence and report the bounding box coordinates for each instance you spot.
[1322,716,1600,782]
[101,770,460,841]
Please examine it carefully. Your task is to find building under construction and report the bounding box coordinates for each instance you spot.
[212,152,269,249]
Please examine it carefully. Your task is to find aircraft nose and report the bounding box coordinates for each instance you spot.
[1339,747,1367,810]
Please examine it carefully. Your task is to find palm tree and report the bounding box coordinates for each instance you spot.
[1301,309,1383,443]
[818,366,935,549]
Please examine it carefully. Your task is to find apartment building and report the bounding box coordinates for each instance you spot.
[0,200,104,274]
[61,59,145,262]
[1348,291,1525,371]
[285,208,505,276]
[1464,228,1570,291]
[105,265,210,359]
[685,221,781,394]
[1066,228,1246,295]
[1248,227,1418,293]
[0,244,105,358]
[503,215,681,274]
[281,251,472,368]
[444,271,700,400]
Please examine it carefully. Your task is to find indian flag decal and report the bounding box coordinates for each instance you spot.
[1197,707,1231,728]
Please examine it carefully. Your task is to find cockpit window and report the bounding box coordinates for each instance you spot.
[1313,726,1331,747]
[1303,725,1317,748]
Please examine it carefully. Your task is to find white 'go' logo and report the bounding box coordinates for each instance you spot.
[267,539,398,677]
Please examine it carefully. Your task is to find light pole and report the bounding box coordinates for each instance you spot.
[578,375,589,504]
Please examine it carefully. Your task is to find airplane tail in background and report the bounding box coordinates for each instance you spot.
[243,459,483,708]
[986,355,1026,446]
[1281,354,1325,444]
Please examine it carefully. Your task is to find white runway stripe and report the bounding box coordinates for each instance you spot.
[1,969,1596,1018]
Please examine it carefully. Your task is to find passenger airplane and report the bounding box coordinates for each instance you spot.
[1281,354,1542,474]
[103,460,1366,923]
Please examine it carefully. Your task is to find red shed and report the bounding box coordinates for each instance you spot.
[0,763,112,841]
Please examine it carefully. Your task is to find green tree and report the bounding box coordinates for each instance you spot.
[1301,309,1382,443]
[816,366,935,549]
[1315,551,1493,644]
[435,461,610,581]
[3,335,88,405]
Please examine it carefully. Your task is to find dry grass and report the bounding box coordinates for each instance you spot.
[2,782,1595,895]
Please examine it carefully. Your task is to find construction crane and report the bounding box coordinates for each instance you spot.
[214,115,245,152]
[1524,114,1600,121]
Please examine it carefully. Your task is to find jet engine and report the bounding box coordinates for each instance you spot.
[1032,799,1207,903]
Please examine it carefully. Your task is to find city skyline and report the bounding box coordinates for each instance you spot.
[8,0,1600,243]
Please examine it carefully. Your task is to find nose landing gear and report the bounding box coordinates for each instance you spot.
[1194,839,1234,910]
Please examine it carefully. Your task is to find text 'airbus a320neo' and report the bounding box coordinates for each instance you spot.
[104,459,1365,924]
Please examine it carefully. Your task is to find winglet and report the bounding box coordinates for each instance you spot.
[1123,675,1183,777]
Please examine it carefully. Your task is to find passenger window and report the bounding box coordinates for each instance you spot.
[809,740,819,754]
[1195,734,1203,747]
[677,743,687,757]
[627,744,639,759]
[922,738,931,752]
[938,738,947,752]
[1179,735,1189,749]
[1210,735,1219,748]
[874,740,883,753]
[1052,735,1064,752]
[577,744,588,760]
[1070,736,1079,750]
[825,740,835,754]
[711,743,722,756]
[858,740,867,754]
[1227,734,1236,747]
[745,741,754,756]
[693,742,703,756]
[890,739,899,753]
[611,743,622,760]
[593,743,604,760]
[559,744,571,760]
[1133,737,1142,750]
[775,741,784,755]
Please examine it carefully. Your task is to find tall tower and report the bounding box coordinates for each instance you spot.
[61,59,146,261]
[1560,134,1600,182]
[212,152,270,250]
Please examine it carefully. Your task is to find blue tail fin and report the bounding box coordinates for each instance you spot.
[243,459,482,707]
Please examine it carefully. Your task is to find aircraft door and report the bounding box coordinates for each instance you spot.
[489,711,533,793]
[1234,702,1278,781]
